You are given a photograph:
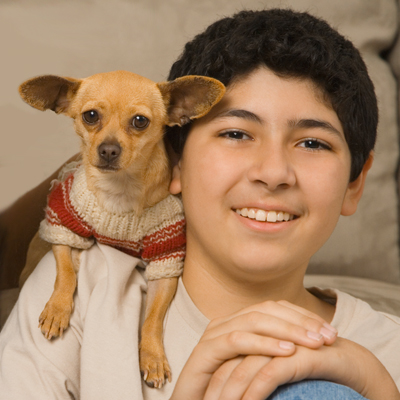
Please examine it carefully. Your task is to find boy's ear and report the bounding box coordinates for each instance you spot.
[341,152,374,216]
[19,75,81,114]
[169,162,182,195]
[157,76,225,127]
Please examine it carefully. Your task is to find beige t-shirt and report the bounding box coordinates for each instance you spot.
[0,243,399,400]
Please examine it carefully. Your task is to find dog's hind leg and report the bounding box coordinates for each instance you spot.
[140,277,178,388]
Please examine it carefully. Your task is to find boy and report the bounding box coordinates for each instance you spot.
[1,8,399,400]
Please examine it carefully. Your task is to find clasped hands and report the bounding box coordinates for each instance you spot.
[170,300,399,400]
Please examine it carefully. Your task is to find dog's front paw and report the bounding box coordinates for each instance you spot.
[140,346,171,389]
[38,297,73,340]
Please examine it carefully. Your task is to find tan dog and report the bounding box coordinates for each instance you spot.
[18,70,225,388]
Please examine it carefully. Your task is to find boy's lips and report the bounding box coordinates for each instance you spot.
[234,207,298,222]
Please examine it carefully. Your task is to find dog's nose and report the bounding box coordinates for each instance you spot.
[98,143,121,163]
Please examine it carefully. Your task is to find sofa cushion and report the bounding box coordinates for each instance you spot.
[305,275,400,316]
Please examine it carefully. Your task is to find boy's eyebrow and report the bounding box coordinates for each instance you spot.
[212,108,263,124]
[289,118,343,137]
[211,110,343,138]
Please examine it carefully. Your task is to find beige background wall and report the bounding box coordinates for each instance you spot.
[1,0,399,282]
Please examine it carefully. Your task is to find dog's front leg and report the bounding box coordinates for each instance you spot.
[39,244,77,339]
[140,276,178,388]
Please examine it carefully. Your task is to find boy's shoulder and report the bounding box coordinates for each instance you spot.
[310,286,400,387]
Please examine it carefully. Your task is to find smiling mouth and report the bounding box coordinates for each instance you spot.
[235,208,297,222]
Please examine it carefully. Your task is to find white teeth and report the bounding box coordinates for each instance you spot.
[247,209,256,219]
[255,210,267,221]
[267,211,277,222]
[283,212,290,221]
[237,208,294,222]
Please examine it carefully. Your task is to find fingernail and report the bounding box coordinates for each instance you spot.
[279,341,294,350]
[307,331,323,341]
[320,327,337,340]
[323,322,338,334]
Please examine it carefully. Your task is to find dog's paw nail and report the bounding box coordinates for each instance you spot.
[145,380,155,388]
[141,370,149,381]
[165,371,172,382]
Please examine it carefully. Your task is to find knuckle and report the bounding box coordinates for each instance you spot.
[302,316,323,332]
[226,331,244,346]
[245,311,263,326]
[262,300,276,311]
[210,366,231,387]
[255,365,276,384]
[229,365,250,384]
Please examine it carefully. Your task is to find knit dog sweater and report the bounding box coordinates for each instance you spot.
[39,163,185,280]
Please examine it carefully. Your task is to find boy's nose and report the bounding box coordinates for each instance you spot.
[246,147,296,190]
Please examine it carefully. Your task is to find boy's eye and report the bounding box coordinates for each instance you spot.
[299,138,331,150]
[220,130,252,140]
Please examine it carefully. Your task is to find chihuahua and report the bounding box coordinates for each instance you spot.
[18,70,225,388]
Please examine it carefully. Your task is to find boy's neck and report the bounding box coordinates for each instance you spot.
[181,260,336,323]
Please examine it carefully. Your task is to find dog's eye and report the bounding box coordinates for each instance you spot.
[132,115,149,130]
[83,110,99,124]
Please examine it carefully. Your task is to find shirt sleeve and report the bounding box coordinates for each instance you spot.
[0,251,82,399]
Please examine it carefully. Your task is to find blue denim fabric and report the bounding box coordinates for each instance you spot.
[268,380,367,399]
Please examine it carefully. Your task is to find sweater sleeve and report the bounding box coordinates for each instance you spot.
[39,173,94,250]
[141,196,186,280]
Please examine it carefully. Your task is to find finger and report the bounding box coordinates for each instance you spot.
[203,311,332,349]
[203,356,244,400]
[242,358,301,399]
[194,331,295,375]
[214,356,272,400]
[277,300,338,344]
[172,336,293,400]
[276,300,328,324]
[242,347,319,399]
[207,300,324,328]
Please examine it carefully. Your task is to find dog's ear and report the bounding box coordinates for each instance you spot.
[19,75,81,114]
[157,76,225,126]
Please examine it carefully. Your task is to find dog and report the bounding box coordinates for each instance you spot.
[18,70,225,388]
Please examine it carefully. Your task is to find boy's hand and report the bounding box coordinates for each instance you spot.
[204,338,400,400]
[170,300,337,400]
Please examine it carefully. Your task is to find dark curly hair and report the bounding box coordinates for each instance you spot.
[166,8,377,181]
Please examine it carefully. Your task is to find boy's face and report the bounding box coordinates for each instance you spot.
[170,67,369,284]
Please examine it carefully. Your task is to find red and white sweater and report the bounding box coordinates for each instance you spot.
[39,164,185,280]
